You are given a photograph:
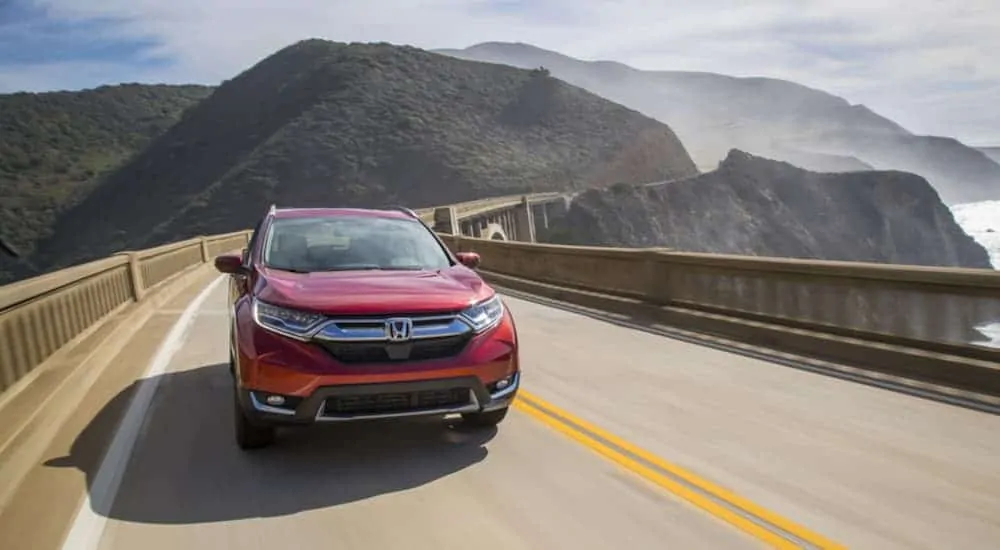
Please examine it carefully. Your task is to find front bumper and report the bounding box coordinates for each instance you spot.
[238,371,519,425]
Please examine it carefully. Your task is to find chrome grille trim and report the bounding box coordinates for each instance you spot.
[312,314,473,342]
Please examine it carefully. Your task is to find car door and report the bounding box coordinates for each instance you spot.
[229,216,264,368]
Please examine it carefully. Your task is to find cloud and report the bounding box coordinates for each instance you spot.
[2,0,999,143]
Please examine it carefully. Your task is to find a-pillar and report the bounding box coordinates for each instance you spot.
[433,206,458,234]
[513,196,536,242]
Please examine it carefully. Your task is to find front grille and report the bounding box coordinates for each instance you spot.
[318,334,470,364]
[323,387,470,416]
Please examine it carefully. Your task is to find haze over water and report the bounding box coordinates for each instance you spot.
[951,200,1000,347]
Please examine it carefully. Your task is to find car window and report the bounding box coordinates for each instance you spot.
[262,215,452,272]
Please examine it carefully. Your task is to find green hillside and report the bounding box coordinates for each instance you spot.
[27,40,698,276]
[0,83,214,272]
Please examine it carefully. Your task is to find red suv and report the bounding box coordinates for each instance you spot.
[213,206,520,449]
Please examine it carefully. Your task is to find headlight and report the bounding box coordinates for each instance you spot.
[459,294,505,332]
[252,299,326,339]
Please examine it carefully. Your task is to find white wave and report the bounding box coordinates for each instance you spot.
[951,200,1000,269]
[950,200,1000,348]
[974,324,1000,349]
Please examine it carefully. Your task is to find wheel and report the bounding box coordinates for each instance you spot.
[233,387,276,450]
[462,406,509,427]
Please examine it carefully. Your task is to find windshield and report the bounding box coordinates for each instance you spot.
[261,215,452,273]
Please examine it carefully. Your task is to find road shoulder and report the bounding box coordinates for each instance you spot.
[0,268,221,550]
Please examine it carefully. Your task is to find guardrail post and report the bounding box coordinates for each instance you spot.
[433,207,459,235]
[513,196,536,243]
[644,249,672,306]
[200,237,211,263]
[115,251,146,302]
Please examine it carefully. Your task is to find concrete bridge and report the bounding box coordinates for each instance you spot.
[1,192,999,549]
[415,191,568,242]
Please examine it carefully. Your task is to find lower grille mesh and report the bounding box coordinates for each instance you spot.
[323,387,470,416]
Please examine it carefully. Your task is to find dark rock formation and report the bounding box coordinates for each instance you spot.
[544,150,992,268]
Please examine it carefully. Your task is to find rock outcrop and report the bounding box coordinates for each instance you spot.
[544,150,992,268]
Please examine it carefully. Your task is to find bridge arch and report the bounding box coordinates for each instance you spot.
[484,223,508,241]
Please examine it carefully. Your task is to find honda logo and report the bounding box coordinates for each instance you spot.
[386,318,413,342]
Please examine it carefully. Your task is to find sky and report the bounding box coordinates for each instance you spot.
[1,0,998,145]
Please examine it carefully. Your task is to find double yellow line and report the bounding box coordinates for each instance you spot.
[513,390,846,550]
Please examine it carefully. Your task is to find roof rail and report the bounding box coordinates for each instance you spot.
[267,204,277,216]
[385,205,418,218]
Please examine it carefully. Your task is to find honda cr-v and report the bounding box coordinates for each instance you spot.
[214,206,520,449]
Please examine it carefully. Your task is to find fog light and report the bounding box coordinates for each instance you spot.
[265,394,286,406]
[495,378,511,391]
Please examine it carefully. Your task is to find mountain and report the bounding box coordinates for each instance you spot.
[765,146,875,173]
[542,150,992,269]
[436,42,1000,205]
[979,147,1000,164]
[0,84,214,262]
[25,39,698,277]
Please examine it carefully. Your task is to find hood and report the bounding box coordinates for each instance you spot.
[254,265,494,315]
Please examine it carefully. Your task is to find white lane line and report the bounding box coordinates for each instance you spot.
[59,275,226,550]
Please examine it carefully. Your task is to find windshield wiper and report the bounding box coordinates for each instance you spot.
[379,265,426,271]
[267,265,312,274]
[282,264,430,273]
[319,264,383,271]
[0,235,19,258]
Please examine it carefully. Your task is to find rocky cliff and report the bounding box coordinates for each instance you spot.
[765,146,875,173]
[543,150,992,268]
[979,147,1000,164]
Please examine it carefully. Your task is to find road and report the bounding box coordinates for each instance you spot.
[12,274,1000,549]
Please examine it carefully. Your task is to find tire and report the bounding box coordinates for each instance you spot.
[462,406,509,427]
[234,387,276,450]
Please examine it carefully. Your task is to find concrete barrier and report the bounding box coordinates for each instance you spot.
[438,234,1000,396]
[0,231,250,397]
[2,197,999,404]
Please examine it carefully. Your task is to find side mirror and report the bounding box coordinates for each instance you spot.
[455,251,481,269]
[214,253,248,275]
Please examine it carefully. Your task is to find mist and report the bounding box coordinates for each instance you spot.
[436,42,1000,206]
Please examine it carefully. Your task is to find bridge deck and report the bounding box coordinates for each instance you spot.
[3,273,999,549]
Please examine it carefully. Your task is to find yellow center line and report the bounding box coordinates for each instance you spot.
[512,390,845,550]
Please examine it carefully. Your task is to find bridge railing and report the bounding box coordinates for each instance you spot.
[414,192,565,224]
[439,236,1000,361]
[3,204,999,401]
[0,231,250,396]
